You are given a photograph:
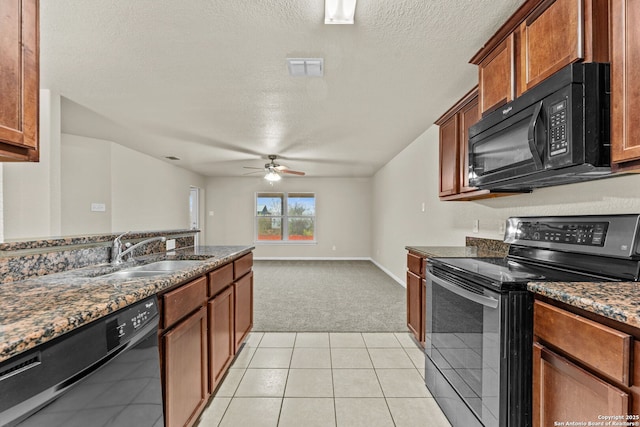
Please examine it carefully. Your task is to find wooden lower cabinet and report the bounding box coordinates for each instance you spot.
[160,252,254,426]
[234,271,253,352]
[533,298,640,426]
[163,306,208,427]
[533,342,629,426]
[406,251,426,346]
[406,271,423,344]
[208,286,235,393]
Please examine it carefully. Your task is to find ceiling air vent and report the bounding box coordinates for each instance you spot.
[287,58,324,77]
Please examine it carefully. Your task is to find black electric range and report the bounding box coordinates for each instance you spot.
[425,214,640,427]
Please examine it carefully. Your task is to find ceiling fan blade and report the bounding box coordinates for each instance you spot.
[280,169,306,176]
[243,166,266,170]
[242,170,265,175]
[274,165,289,171]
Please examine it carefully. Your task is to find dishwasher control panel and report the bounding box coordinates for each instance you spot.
[107,297,158,350]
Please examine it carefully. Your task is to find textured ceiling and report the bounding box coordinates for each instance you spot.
[41,0,525,177]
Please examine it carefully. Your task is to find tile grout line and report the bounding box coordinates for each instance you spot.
[275,332,296,426]
[329,335,337,427]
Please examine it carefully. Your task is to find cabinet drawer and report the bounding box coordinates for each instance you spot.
[533,342,629,426]
[407,252,424,277]
[534,300,632,385]
[234,252,253,279]
[208,263,234,297]
[163,276,207,329]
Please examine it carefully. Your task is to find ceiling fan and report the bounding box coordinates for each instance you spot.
[243,155,306,181]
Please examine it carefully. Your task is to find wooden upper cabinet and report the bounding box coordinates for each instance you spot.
[478,33,515,115]
[438,114,459,198]
[611,0,640,165]
[436,88,497,201]
[0,0,39,162]
[518,0,583,93]
[458,94,480,193]
[471,0,609,115]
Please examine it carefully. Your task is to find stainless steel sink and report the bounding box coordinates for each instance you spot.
[134,260,202,271]
[101,270,170,280]
[98,260,202,280]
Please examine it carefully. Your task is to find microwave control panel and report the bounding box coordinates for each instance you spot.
[516,221,608,246]
[548,100,568,157]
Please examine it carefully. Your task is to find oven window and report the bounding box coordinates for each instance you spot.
[472,118,531,175]
[427,280,501,426]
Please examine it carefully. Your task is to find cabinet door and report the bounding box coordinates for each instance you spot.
[458,93,479,193]
[611,0,640,164]
[234,271,253,352]
[406,271,423,344]
[533,342,629,427]
[208,286,235,393]
[0,0,39,161]
[163,306,208,427]
[478,33,515,114]
[518,0,583,94]
[438,114,459,197]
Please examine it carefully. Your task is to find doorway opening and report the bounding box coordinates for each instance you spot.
[189,186,200,246]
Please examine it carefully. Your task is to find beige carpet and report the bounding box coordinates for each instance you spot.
[252,260,407,332]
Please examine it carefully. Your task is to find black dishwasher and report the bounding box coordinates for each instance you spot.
[0,296,163,427]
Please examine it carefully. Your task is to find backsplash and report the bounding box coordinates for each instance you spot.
[0,230,198,283]
[465,236,509,256]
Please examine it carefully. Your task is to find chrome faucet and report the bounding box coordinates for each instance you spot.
[111,232,166,264]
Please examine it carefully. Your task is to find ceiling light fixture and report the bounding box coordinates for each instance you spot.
[325,0,357,24]
[264,170,282,182]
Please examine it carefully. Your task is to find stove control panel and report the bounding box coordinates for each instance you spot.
[515,221,608,246]
[505,215,640,258]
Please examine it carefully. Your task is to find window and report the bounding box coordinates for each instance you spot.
[256,192,315,242]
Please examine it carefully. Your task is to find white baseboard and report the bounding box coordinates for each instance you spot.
[253,256,406,288]
[369,258,406,288]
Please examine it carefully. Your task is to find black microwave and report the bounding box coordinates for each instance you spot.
[468,62,610,191]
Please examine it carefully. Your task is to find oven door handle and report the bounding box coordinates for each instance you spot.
[427,271,499,309]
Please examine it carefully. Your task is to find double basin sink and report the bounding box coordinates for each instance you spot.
[100,260,203,280]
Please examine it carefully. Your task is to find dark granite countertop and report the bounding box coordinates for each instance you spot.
[528,281,640,330]
[0,245,253,363]
[405,245,505,258]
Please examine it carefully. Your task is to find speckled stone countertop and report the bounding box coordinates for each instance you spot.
[0,245,252,363]
[528,281,640,329]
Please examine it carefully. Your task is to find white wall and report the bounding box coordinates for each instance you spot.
[372,124,640,282]
[59,133,207,235]
[3,90,62,239]
[61,134,112,234]
[110,142,206,232]
[205,176,372,258]
[2,89,207,241]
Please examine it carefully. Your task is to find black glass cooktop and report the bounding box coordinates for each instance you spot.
[428,257,605,291]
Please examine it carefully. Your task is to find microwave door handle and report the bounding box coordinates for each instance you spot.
[427,271,499,309]
[528,101,544,170]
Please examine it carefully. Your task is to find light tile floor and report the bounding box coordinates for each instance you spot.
[196,332,451,427]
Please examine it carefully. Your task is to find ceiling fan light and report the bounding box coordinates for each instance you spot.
[325,0,356,24]
[264,170,281,182]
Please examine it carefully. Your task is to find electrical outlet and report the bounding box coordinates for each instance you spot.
[473,219,479,233]
[498,222,506,235]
